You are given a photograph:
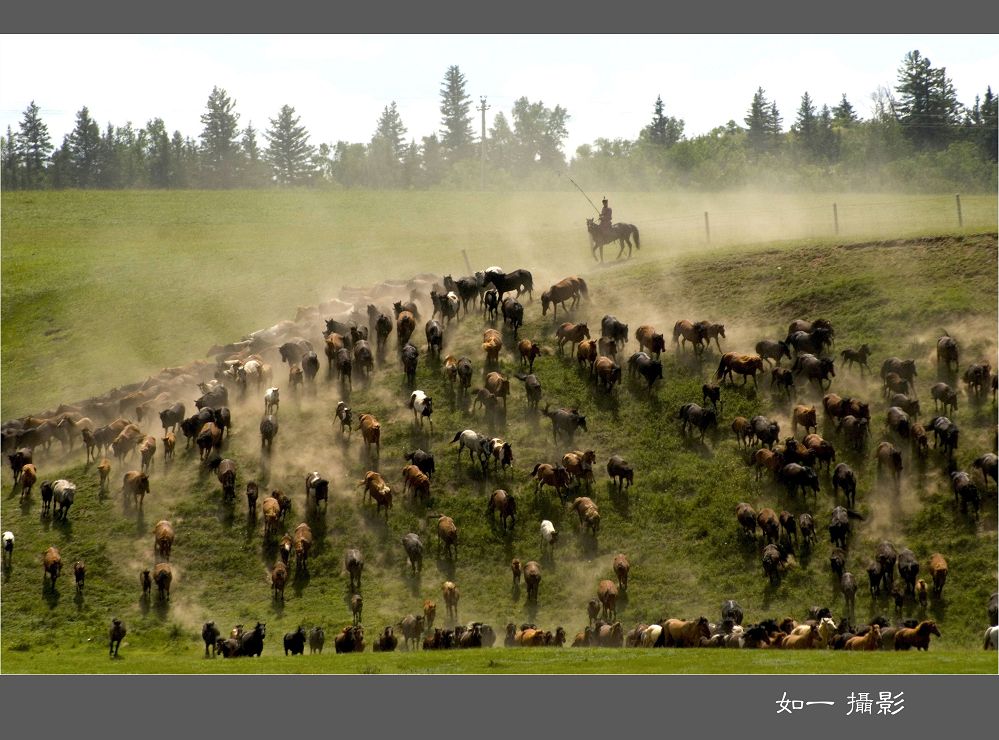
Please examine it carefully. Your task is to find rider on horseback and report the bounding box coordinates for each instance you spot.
[599,197,613,237]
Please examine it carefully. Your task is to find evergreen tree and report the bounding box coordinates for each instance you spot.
[16,101,52,188]
[981,86,998,162]
[66,106,102,187]
[439,65,474,160]
[768,101,783,136]
[98,122,120,188]
[171,132,199,188]
[487,111,516,171]
[242,123,271,187]
[264,105,316,186]
[1,126,21,190]
[368,102,408,186]
[199,86,242,187]
[644,95,684,147]
[744,87,771,154]
[416,134,443,187]
[373,101,408,161]
[895,50,961,149]
[815,104,839,161]
[145,118,172,188]
[792,92,817,159]
[832,94,858,127]
[48,135,74,189]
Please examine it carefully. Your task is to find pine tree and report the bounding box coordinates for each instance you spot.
[981,86,998,162]
[744,87,771,154]
[792,92,817,158]
[242,123,271,187]
[16,101,52,188]
[815,105,839,161]
[145,118,172,188]
[1,126,21,190]
[768,101,782,136]
[264,105,316,186]
[420,134,445,186]
[895,50,961,149]
[648,95,668,145]
[644,95,684,147]
[199,86,242,187]
[832,94,858,127]
[487,111,516,171]
[439,65,474,161]
[66,106,101,187]
[368,102,408,187]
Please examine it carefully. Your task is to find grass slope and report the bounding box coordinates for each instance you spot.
[1,193,997,674]
[2,190,995,418]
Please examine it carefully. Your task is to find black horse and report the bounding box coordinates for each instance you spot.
[586,218,640,262]
[484,269,534,302]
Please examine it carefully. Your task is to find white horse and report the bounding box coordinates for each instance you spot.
[450,429,494,464]
[264,387,280,415]
[443,292,461,325]
[239,359,268,392]
[640,624,663,648]
[985,626,999,650]
[407,391,433,430]
[540,520,558,557]
[53,480,76,520]
[2,531,13,566]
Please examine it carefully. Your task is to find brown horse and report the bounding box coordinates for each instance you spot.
[556,323,590,355]
[672,320,706,354]
[716,353,764,386]
[541,277,587,319]
[893,621,940,651]
[635,325,666,358]
[875,441,903,489]
[695,322,726,352]
[664,617,710,647]
[482,328,503,367]
[845,624,882,651]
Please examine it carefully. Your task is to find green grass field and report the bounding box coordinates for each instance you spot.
[1,190,996,674]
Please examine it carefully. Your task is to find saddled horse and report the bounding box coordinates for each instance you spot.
[586,218,641,262]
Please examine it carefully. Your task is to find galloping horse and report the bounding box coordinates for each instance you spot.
[586,218,640,262]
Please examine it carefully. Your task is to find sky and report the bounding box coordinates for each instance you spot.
[1,34,996,156]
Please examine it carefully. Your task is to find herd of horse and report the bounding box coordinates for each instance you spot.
[3,253,997,662]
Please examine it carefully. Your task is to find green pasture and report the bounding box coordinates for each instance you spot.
[1,189,995,418]
[0,190,996,675]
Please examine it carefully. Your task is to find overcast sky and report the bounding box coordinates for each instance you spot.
[1,34,996,156]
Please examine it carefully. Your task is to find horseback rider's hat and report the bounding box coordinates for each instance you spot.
[602,197,608,203]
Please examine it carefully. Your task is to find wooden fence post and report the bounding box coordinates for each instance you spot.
[833,203,839,236]
[704,212,711,244]
[955,194,963,228]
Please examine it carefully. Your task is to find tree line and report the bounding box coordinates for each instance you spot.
[2,52,996,193]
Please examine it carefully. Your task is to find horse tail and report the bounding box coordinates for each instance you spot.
[632,226,640,249]
[577,278,589,301]
[716,357,728,380]
[450,432,462,444]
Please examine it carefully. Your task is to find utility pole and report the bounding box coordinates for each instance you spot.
[477,96,490,191]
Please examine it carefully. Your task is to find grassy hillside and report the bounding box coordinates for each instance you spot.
[2,190,995,418]
[1,191,997,674]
